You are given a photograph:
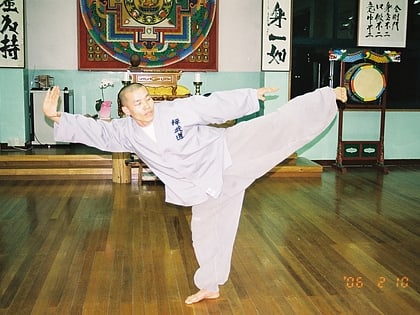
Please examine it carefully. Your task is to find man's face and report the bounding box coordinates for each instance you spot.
[121,85,155,127]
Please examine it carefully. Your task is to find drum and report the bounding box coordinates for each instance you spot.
[344,63,386,102]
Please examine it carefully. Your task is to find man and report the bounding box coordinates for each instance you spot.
[43,83,347,304]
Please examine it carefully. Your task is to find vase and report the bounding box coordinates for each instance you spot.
[98,100,112,120]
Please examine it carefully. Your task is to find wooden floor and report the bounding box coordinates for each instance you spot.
[0,167,419,314]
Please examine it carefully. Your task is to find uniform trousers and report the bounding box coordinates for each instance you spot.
[191,87,338,292]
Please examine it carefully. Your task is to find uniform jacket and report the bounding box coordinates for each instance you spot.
[54,88,260,206]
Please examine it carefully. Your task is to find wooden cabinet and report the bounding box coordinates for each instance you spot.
[30,88,73,145]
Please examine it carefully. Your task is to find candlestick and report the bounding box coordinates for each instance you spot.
[194,72,201,83]
[193,81,202,95]
[121,71,131,87]
[123,70,131,82]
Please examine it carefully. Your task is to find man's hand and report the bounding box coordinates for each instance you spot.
[43,86,61,122]
[257,87,279,101]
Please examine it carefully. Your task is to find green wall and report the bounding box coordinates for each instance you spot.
[0,69,419,160]
[0,69,29,146]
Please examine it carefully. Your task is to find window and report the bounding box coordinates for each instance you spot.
[291,0,420,109]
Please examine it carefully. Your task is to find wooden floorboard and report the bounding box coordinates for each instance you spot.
[0,167,419,314]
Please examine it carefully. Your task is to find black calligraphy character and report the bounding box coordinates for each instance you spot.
[172,118,181,128]
[0,0,18,13]
[366,1,375,14]
[268,2,286,28]
[384,2,393,15]
[0,14,18,34]
[267,44,286,64]
[8,32,18,59]
[0,32,10,58]
[268,34,286,41]
[0,33,20,59]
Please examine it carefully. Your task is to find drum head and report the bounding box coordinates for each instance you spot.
[345,63,386,102]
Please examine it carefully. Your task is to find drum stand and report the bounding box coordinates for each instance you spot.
[329,50,400,174]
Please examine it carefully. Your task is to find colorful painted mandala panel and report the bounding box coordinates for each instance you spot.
[78,0,217,70]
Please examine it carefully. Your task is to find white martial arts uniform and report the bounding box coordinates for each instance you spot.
[54,86,338,293]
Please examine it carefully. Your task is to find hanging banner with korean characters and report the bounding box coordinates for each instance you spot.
[357,0,408,48]
[262,0,291,71]
[0,0,24,68]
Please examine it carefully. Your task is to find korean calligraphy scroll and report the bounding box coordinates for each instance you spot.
[0,0,24,68]
[357,0,408,48]
[78,0,218,70]
[261,0,291,71]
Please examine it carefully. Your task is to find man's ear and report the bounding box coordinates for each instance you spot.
[121,106,130,116]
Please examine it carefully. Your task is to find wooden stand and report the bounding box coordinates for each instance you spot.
[329,50,400,174]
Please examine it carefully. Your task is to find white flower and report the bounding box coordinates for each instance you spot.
[100,79,114,89]
[98,79,114,103]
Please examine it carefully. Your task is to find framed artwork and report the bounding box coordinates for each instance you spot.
[261,0,291,71]
[0,0,24,68]
[357,0,408,48]
[78,0,218,71]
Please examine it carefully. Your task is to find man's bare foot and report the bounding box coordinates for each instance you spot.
[185,289,220,305]
[334,87,347,103]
